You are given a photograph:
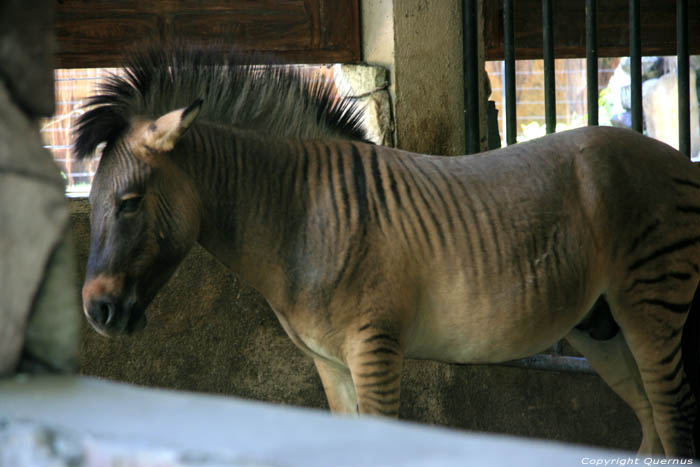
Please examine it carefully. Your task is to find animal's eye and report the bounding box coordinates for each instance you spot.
[118,195,143,215]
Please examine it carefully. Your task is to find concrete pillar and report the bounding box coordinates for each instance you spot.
[362,0,487,156]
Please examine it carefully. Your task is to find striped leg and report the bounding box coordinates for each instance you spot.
[314,358,358,414]
[566,328,663,454]
[347,324,404,417]
[611,295,696,457]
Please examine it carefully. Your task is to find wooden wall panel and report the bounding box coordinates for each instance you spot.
[55,0,360,68]
[485,0,700,60]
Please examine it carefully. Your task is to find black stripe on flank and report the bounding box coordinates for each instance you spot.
[351,144,369,224]
[359,323,371,332]
[638,298,691,313]
[626,272,693,292]
[415,163,454,235]
[479,196,504,271]
[429,163,469,241]
[664,328,683,341]
[391,168,426,246]
[454,178,487,257]
[387,172,416,244]
[314,142,323,189]
[549,225,563,279]
[300,144,310,187]
[358,373,401,388]
[332,247,355,290]
[396,165,434,253]
[279,146,298,204]
[409,162,449,249]
[369,387,399,396]
[399,158,445,249]
[627,220,661,256]
[629,236,700,271]
[357,370,391,378]
[369,147,389,220]
[659,375,689,397]
[336,148,351,224]
[364,347,399,356]
[343,242,369,287]
[362,360,394,367]
[664,272,691,281]
[323,145,341,237]
[363,333,400,345]
[673,177,700,190]
[386,166,402,210]
[659,341,682,365]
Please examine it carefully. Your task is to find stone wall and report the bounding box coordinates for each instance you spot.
[70,198,640,452]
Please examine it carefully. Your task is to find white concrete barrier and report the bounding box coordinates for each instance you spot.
[0,375,633,466]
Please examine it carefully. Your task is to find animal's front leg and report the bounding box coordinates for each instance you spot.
[314,358,358,414]
[346,324,404,417]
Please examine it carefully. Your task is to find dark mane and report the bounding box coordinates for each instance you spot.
[73,46,369,160]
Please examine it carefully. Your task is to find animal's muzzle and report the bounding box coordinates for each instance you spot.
[82,274,146,336]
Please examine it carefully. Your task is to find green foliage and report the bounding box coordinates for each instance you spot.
[597,87,615,127]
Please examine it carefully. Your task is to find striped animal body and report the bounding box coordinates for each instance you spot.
[76,47,700,457]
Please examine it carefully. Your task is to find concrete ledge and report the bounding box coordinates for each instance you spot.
[0,375,625,467]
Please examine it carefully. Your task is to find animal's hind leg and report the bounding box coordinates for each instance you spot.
[609,291,696,457]
[566,328,662,453]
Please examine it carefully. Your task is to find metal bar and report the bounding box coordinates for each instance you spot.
[629,0,642,133]
[586,0,598,126]
[500,355,595,374]
[542,0,556,134]
[504,0,516,145]
[463,0,480,154]
[677,0,690,158]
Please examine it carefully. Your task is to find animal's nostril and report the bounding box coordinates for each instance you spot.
[89,299,115,326]
[100,301,114,325]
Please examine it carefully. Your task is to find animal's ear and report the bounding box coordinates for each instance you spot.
[144,98,203,153]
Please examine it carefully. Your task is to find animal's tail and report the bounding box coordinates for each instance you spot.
[682,285,700,455]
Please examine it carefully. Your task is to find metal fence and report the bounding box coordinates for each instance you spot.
[464,0,694,156]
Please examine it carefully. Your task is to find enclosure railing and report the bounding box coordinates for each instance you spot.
[464,0,693,157]
[462,0,694,373]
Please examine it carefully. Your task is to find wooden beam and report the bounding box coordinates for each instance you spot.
[55,0,361,68]
[484,0,700,60]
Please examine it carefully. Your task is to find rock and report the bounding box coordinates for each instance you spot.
[610,111,632,129]
[644,70,700,160]
[619,56,665,81]
[333,64,394,147]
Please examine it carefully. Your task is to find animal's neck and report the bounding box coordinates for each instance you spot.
[179,122,307,307]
